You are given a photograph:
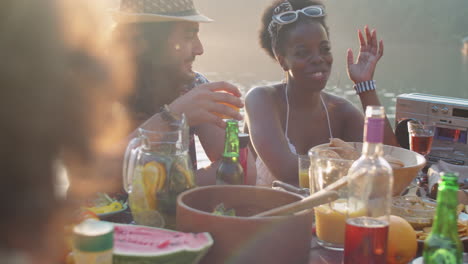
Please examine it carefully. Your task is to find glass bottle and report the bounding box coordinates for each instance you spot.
[72,219,113,264]
[343,106,393,264]
[423,172,463,264]
[216,120,244,185]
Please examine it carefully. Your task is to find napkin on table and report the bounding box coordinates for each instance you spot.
[427,160,468,207]
[427,160,468,190]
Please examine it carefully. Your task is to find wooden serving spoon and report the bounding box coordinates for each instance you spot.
[253,177,348,217]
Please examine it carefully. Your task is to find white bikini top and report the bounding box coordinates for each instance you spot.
[255,85,334,186]
[284,85,333,154]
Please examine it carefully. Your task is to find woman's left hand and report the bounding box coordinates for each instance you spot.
[346,26,384,84]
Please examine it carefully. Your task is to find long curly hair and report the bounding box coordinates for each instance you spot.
[259,0,329,60]
[0,0,132,258]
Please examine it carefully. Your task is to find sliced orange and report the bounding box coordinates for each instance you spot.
[155,163,167,191]
[142,161,166,210]
[175,162,196,188]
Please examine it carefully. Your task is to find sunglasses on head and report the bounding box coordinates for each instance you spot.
[272,5,325,25]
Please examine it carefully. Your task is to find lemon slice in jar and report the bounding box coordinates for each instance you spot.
[142,161,166,210]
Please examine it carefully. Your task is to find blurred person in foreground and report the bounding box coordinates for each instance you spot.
[110,0,256,185]
[0,0,132,263]
[245,0,398,186]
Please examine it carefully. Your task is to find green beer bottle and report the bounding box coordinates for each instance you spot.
[216,120,244,185]
[423,172,463,264]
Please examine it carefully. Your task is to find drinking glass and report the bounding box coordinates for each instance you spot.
[214,91,240,121]
[309,147,356,251]
[407,120,435,195]
[298,154,310,189]
[408,121,435,156]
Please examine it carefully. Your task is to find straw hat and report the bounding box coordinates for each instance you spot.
[113,0,213,24]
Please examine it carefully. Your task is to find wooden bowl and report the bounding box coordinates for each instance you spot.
[311,142,426,196]
[176,185,314,264]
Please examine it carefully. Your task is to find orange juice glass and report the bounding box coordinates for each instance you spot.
[315,199,365,248]
[215,102,240,119]
[213,91,240,119]
[298,155,310,188]
[309,147,355,250]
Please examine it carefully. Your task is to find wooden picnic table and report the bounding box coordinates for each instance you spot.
[106,211,385,263]
[308,237,343,264]
[104,205,468,264]
[308,236,468,264]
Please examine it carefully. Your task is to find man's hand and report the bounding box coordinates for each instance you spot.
[346,26,384,84]
[169,81,244,128]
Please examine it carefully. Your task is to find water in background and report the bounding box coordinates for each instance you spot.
[192,0,468,167]
[105,0,468,167]
[193,0,468,118]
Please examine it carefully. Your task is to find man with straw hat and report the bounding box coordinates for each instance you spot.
[111,0,255,185]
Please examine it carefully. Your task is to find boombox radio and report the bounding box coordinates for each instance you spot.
[395,93,468,166]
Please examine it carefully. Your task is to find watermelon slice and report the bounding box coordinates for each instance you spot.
[112,223,213,264]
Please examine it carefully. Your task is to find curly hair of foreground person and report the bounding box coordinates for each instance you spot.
[0,0,132,261]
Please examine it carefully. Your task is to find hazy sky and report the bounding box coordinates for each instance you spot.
[105,0,467,98]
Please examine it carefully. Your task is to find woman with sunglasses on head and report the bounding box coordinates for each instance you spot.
[245,0,398,186]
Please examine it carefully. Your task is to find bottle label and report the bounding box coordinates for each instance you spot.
[364,118,384,143]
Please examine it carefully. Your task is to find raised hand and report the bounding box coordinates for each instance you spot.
[169,81,244,128]
[346,26,384,84]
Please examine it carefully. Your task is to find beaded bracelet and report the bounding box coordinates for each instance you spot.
[353,80,376,94]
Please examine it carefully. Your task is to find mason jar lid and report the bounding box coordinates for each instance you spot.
[73,219,114,252]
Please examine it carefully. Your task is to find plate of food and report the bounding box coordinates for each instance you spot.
[310,138,426,196]
[415,203,468,252]
[416,223,468,243]
[83,192,128,218]
[392,196,437,230]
